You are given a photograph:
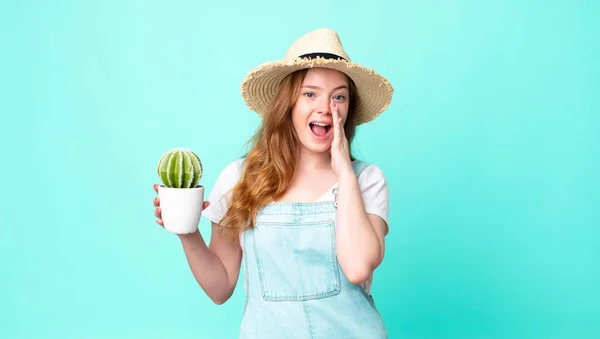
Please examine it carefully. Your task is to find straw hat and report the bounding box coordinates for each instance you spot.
[240,28,394,125]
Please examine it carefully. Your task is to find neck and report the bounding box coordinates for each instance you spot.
[295,147,332,172]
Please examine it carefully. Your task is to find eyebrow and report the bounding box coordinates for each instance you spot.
[301,85,349,91]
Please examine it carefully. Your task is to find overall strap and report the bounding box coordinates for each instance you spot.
[351,160,370,179]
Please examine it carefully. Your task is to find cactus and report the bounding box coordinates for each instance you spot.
[157,148,203,188]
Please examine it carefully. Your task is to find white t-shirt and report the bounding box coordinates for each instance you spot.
[202,159,389,295]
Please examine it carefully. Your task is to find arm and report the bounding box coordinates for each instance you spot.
[178,222,242,304]
[335,168,388,285]
[329,101,388,285]
[174,160,243,304]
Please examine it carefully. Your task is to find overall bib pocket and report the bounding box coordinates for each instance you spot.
[251,219,341,301]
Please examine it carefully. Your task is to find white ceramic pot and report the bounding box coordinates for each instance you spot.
[157,185,205,234]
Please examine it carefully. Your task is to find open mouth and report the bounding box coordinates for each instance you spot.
[309,122,332,140]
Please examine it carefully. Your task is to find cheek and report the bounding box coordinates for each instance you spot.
[292,102,310,121]
[290,108,306,132]
[294,99,311,113]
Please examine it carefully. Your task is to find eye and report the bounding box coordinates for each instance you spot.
[303,92,315,98]
[334,95,346,101]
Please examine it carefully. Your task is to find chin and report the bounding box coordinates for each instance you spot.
[304,140,332,154]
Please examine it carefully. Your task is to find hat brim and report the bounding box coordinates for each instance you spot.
[240,57,393,125]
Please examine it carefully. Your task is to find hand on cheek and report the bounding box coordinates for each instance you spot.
[329,100,352,177]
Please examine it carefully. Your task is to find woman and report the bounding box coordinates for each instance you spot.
[153,28,394,338]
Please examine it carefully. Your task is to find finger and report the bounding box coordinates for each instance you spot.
[339,116,346,145]
[154,184,158,193]
[330,100,338,121]
[154,206,161,219]
[153,196,160,207]
[333,103,348,146]
[333,103,343,131]
[202,201,211,210]
[156,219,164,227]
[333,103,343,144]
[330,102,339,140]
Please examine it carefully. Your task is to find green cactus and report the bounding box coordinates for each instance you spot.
[157,148,203,188]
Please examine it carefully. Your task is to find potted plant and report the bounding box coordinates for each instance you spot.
[156,147,204,234]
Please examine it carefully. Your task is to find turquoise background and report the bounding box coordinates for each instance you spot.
[1,0,598,338]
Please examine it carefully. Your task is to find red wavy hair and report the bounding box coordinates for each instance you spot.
[219,69,359,243]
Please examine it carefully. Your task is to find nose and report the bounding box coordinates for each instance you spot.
[316,97,332,115]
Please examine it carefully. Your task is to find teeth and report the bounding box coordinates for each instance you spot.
[311,122,330,127]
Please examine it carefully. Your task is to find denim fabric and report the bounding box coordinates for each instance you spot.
[238,160,388,338]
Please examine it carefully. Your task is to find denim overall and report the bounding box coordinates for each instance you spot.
[236,159,388,338]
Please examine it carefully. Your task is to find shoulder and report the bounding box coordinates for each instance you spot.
[353,160,387,187]
[353,161,389,206]
[208,158,245,199]
[215,158,244,183]
[352,160,390,230]
[203,158,245,223]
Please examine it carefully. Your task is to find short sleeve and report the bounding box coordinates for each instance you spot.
[202,160,241,225]
[358,164,390,233]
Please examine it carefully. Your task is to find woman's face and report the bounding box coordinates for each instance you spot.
[291,68,350,154]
